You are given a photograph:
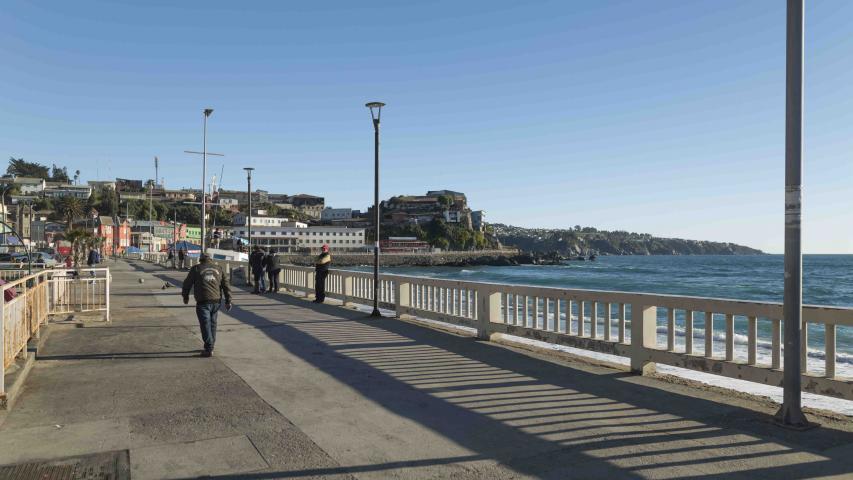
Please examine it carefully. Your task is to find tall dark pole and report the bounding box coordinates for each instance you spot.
[201,108,213,254]
[366,102,385,317]
[776,0,810,429]
[244,168,254,251]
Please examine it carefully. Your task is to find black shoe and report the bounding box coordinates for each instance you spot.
[201,349,212,357]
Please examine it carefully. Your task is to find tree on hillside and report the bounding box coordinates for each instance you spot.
[56,196,84,229]
[52,164,70,183]
[7,157,50,178]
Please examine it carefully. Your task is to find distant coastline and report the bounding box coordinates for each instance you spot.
[492,223,763,257]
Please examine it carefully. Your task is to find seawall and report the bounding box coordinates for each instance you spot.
[280,250,521,267]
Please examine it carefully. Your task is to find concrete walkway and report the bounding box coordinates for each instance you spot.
[1,259,853,479]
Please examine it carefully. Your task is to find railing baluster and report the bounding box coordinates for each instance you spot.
[685,310,694,355]
[591,301,598,339]
[705,311,714,358]
[578,300,586,337]
[725,314,734,362]
[667,308,675,351]
[747,316,757,365]
[771,318,781,369]
[523,296,529,328]
[543,297,550,331]
[826,323,836,378]
[533,297,540,329]
[604,302,612,341]
[618,303,625,343]
[553,298,562,333]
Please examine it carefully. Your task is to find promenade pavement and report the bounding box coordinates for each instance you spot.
[1,259,853,479]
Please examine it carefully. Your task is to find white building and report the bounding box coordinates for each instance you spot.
[232,213,294,228]
[219,198,239,209]
[43,185,92,199]
[321,207,353,221]
[233,224,366,252]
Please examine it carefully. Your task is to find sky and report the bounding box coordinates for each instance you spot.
[1,1,852,254]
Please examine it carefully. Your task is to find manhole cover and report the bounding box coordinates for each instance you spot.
[0,450,129,480]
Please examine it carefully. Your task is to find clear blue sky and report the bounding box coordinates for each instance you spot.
[1,1,852,253]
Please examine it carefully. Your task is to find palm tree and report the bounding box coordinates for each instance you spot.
[57,196,84,230]
[61,228,93,267]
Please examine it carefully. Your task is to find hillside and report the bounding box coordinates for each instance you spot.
[491,224,763,256]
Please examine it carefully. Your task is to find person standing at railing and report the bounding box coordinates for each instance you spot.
[313,244,331,303]
[249,246,267,294]
[263,247,281,293]
[182,253,232,357]
[178,247,187,270]
[0,278,17,302]
[86,248,101,277]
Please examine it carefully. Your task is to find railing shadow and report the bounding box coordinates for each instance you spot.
[141,262,853,478]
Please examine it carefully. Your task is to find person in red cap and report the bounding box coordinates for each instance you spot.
[313,244,331,303]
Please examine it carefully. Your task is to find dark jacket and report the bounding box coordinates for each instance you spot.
[315,251,331,273]
[182,260,232,304]
[87,250,100,266]
[249,251,266,273]
[264,253,281,271]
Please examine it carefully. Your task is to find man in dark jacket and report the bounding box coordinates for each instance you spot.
[313,244,331,303]
[182,254,232,357]
[249,246,266,294]
[263,248,282,293]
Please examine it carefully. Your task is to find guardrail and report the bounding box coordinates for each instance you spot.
[0,267,111,398]
[135,253,853,401]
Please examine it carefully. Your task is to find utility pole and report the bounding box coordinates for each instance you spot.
[244,168,254,250]
[777,0,812,429]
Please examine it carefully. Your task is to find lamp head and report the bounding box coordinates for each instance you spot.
[203,108,214,117]
[365,101,385,123]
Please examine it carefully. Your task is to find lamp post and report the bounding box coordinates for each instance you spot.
[244,168,254,251]
[776,0,812,429]
[366,101,385,317]
[201,108,213,254]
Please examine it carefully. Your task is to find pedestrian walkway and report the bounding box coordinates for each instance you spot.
[1,259,852,479]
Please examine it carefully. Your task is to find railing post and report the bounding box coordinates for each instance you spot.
[630,303,657,375]
[105,271,111,323]
[343,275,354,306]
[394,279,410,318]
[305,270,315,298]
[244,265,252,286]
[477,287,501,340]
[0,287,5,397]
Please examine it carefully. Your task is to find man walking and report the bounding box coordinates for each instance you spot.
[314,244,331,303]
[249,246,266,294]
[264,247,282,293]
[182,253,232,357]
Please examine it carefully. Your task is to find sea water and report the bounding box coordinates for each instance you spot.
[368,255,853,378]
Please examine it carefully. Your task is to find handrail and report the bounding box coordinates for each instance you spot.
[136,253,853,400]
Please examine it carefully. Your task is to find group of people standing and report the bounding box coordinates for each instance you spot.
[248,246,283,294]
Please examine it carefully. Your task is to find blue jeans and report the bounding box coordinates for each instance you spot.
[252,270,266,292]
[196,302,221,351]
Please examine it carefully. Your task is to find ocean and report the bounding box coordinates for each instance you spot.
[364,254,853,378]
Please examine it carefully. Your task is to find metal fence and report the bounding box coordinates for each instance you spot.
[0,267,111,397]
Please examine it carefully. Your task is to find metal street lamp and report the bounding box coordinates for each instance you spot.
[776,0,812,429]
[244,167,254,251]
[366,101,385,317]
[201,108,213,253]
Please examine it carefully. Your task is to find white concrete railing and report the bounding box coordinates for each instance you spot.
[136,253,853,401]
[0,267,111,398]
